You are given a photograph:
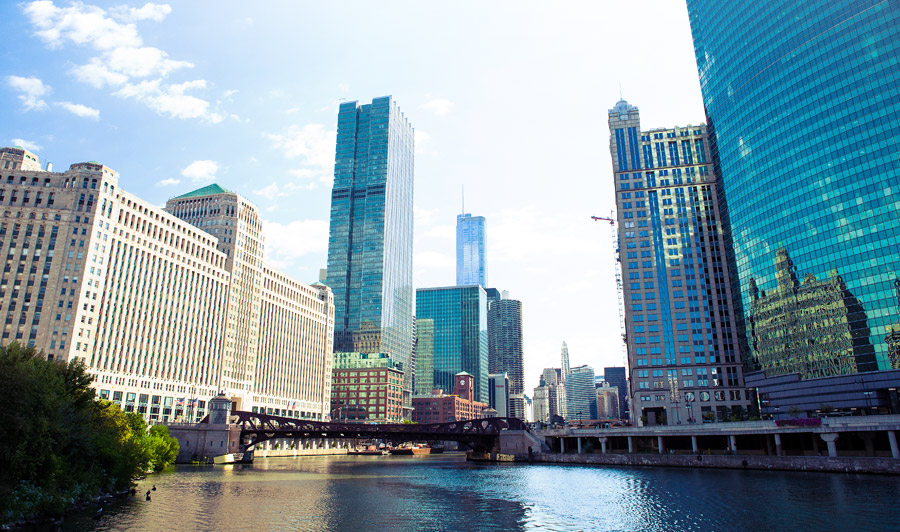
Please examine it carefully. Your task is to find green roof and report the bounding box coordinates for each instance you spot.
[172,183,233,199]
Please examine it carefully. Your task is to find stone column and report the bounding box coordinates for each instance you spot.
[576,437,583,454]
[311,439,318,450]
[820,433,839,457]
[860,433,875,457]
[657,436,665,454]
[627,436,634,453]
[691,436,699,453]
[599,437,608,454]
[729,435,737,454]
[325,439,330,450]
[774,433,783,456]
[888,430,900,459]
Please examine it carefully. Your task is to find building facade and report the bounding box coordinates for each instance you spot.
[456,213,487,287]
[410,372,486,424]
[331,363,404,423]
[487,296,525,419]
[487,372,510,418]
[325,96,415,410]
[414,318,434,396]
[608,101,749,425]
[0,147,334,423]
[595,383,620,419]
[603,366,629,421]
[415,285,489,403]
[565,365,597,422]
[687,2,900,379]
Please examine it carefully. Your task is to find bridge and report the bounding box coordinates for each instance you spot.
[230,410,527,453]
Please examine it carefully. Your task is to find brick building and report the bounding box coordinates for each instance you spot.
[411,372,486,424]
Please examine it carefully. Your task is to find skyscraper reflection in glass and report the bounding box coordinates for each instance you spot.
[456,213,487,287]
[325,96,415,407]
[687,1,900,376]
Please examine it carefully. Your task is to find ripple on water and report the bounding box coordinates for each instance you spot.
[58,455,900,532]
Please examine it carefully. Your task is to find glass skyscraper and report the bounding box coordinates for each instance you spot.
[687,1,900,377]
[325,96,415,408]
[415,286,489,403]
[487,297,525,419]
[456,213,487,286]
[608,99,748,425]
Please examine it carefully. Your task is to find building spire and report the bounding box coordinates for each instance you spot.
[461,184,465,215]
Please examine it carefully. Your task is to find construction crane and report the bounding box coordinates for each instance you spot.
[592,212,627,365]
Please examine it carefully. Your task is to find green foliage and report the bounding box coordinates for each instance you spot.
[0,343,177,525]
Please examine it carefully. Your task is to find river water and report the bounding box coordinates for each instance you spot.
[62,453,899,532]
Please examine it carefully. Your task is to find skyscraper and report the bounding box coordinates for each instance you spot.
[687,2,900,401]
[608,100,748,425]
[325,96,415,409]
[487,295,525,419]
[603,366,629,421]
[414,318,435,396]
[566,365,597,422]
[456,213,487,286]
[415,285,489,403]
[560,341,570,382]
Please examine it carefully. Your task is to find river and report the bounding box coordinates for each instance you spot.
[61,453,899,532]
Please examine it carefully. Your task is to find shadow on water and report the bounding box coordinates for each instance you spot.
[53,453,900,532]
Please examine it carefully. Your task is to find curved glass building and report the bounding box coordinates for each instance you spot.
[687,1,900,378]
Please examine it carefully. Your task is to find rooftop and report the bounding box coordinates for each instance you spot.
[172,183,233,200]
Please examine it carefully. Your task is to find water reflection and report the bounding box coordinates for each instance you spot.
[59,454,900,532]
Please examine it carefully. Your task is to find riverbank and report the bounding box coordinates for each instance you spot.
[470,450,900,474]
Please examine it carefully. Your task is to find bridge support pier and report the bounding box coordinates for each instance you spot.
[691,436,698,453]
[599,437,608,454]
[888,430,900,459]
[861,433,876,457]
[576,437,582,454]
[560,437,566,454]
[774,433,783,456]
[627,436,634,453]
[820,433,839,457]
[657,436,665,454]
[729,435,737,454]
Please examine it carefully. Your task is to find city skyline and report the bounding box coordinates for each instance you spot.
[0,0,708,390]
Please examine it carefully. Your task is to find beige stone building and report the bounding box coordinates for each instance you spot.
[0,147,333,422]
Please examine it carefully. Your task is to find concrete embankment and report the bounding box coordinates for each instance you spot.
[253,448,348,458]
[473,451,900,474]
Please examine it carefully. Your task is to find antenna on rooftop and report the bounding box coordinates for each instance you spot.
[619,82,623,99]
[461,185,465,215]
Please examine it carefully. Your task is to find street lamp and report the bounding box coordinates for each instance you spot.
[577,411,583,427]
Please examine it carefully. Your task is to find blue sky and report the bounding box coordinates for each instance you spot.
[1,1,707,392]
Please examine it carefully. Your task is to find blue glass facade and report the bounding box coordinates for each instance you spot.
[415,286,489,403]
[325,96,415,405]
[456,213,487,287]
[688,1,900,377]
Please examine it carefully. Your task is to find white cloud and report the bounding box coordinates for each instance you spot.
[7,75,50,110]
[415,129,436,156]
[21,1,221,122]
[263,219,329,271]
[337,83,350,93]
[181,160,219,182]
[56,101,99,119]
[110,3,172,22]
[156,177,180,186]
[265,123,336,185]
[426,225,455,240]
[11,138,42,152]
[418,98,454,116]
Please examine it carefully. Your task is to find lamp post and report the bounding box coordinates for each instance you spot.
[577,411,583,427]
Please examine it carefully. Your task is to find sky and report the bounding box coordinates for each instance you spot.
[0,0,707,394]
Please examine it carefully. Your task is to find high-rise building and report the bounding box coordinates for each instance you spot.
[608,101,749,425]
[536,367,565,421]
[603,366,629,421]
[487,372,510,417]
[325,96,415,411]
[687,1,900,413]
[595,383,620,419]
[532,385,550,422]
[330,352,403,423]
[416,285,489,402]
[565,365,597,422]
[414,318,434,396]
[0,147,334,422]
[456,213,487,287]
[560,341,570,382]
[487,295,525,419]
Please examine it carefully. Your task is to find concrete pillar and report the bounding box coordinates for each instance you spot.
[627,436,634,454]
[325,439,330,450]
[811,434,820,455]
[599,437,608,454]
[729,435,737,453]
[311,439,318,450]
[560,437,566,454]
[888,430,900,459]
[820,433,839,457]
[861,433,876,457]
[691,436,699,453]
[576,437,583,454]
[657,436,665,454]
[774,433,783,456]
